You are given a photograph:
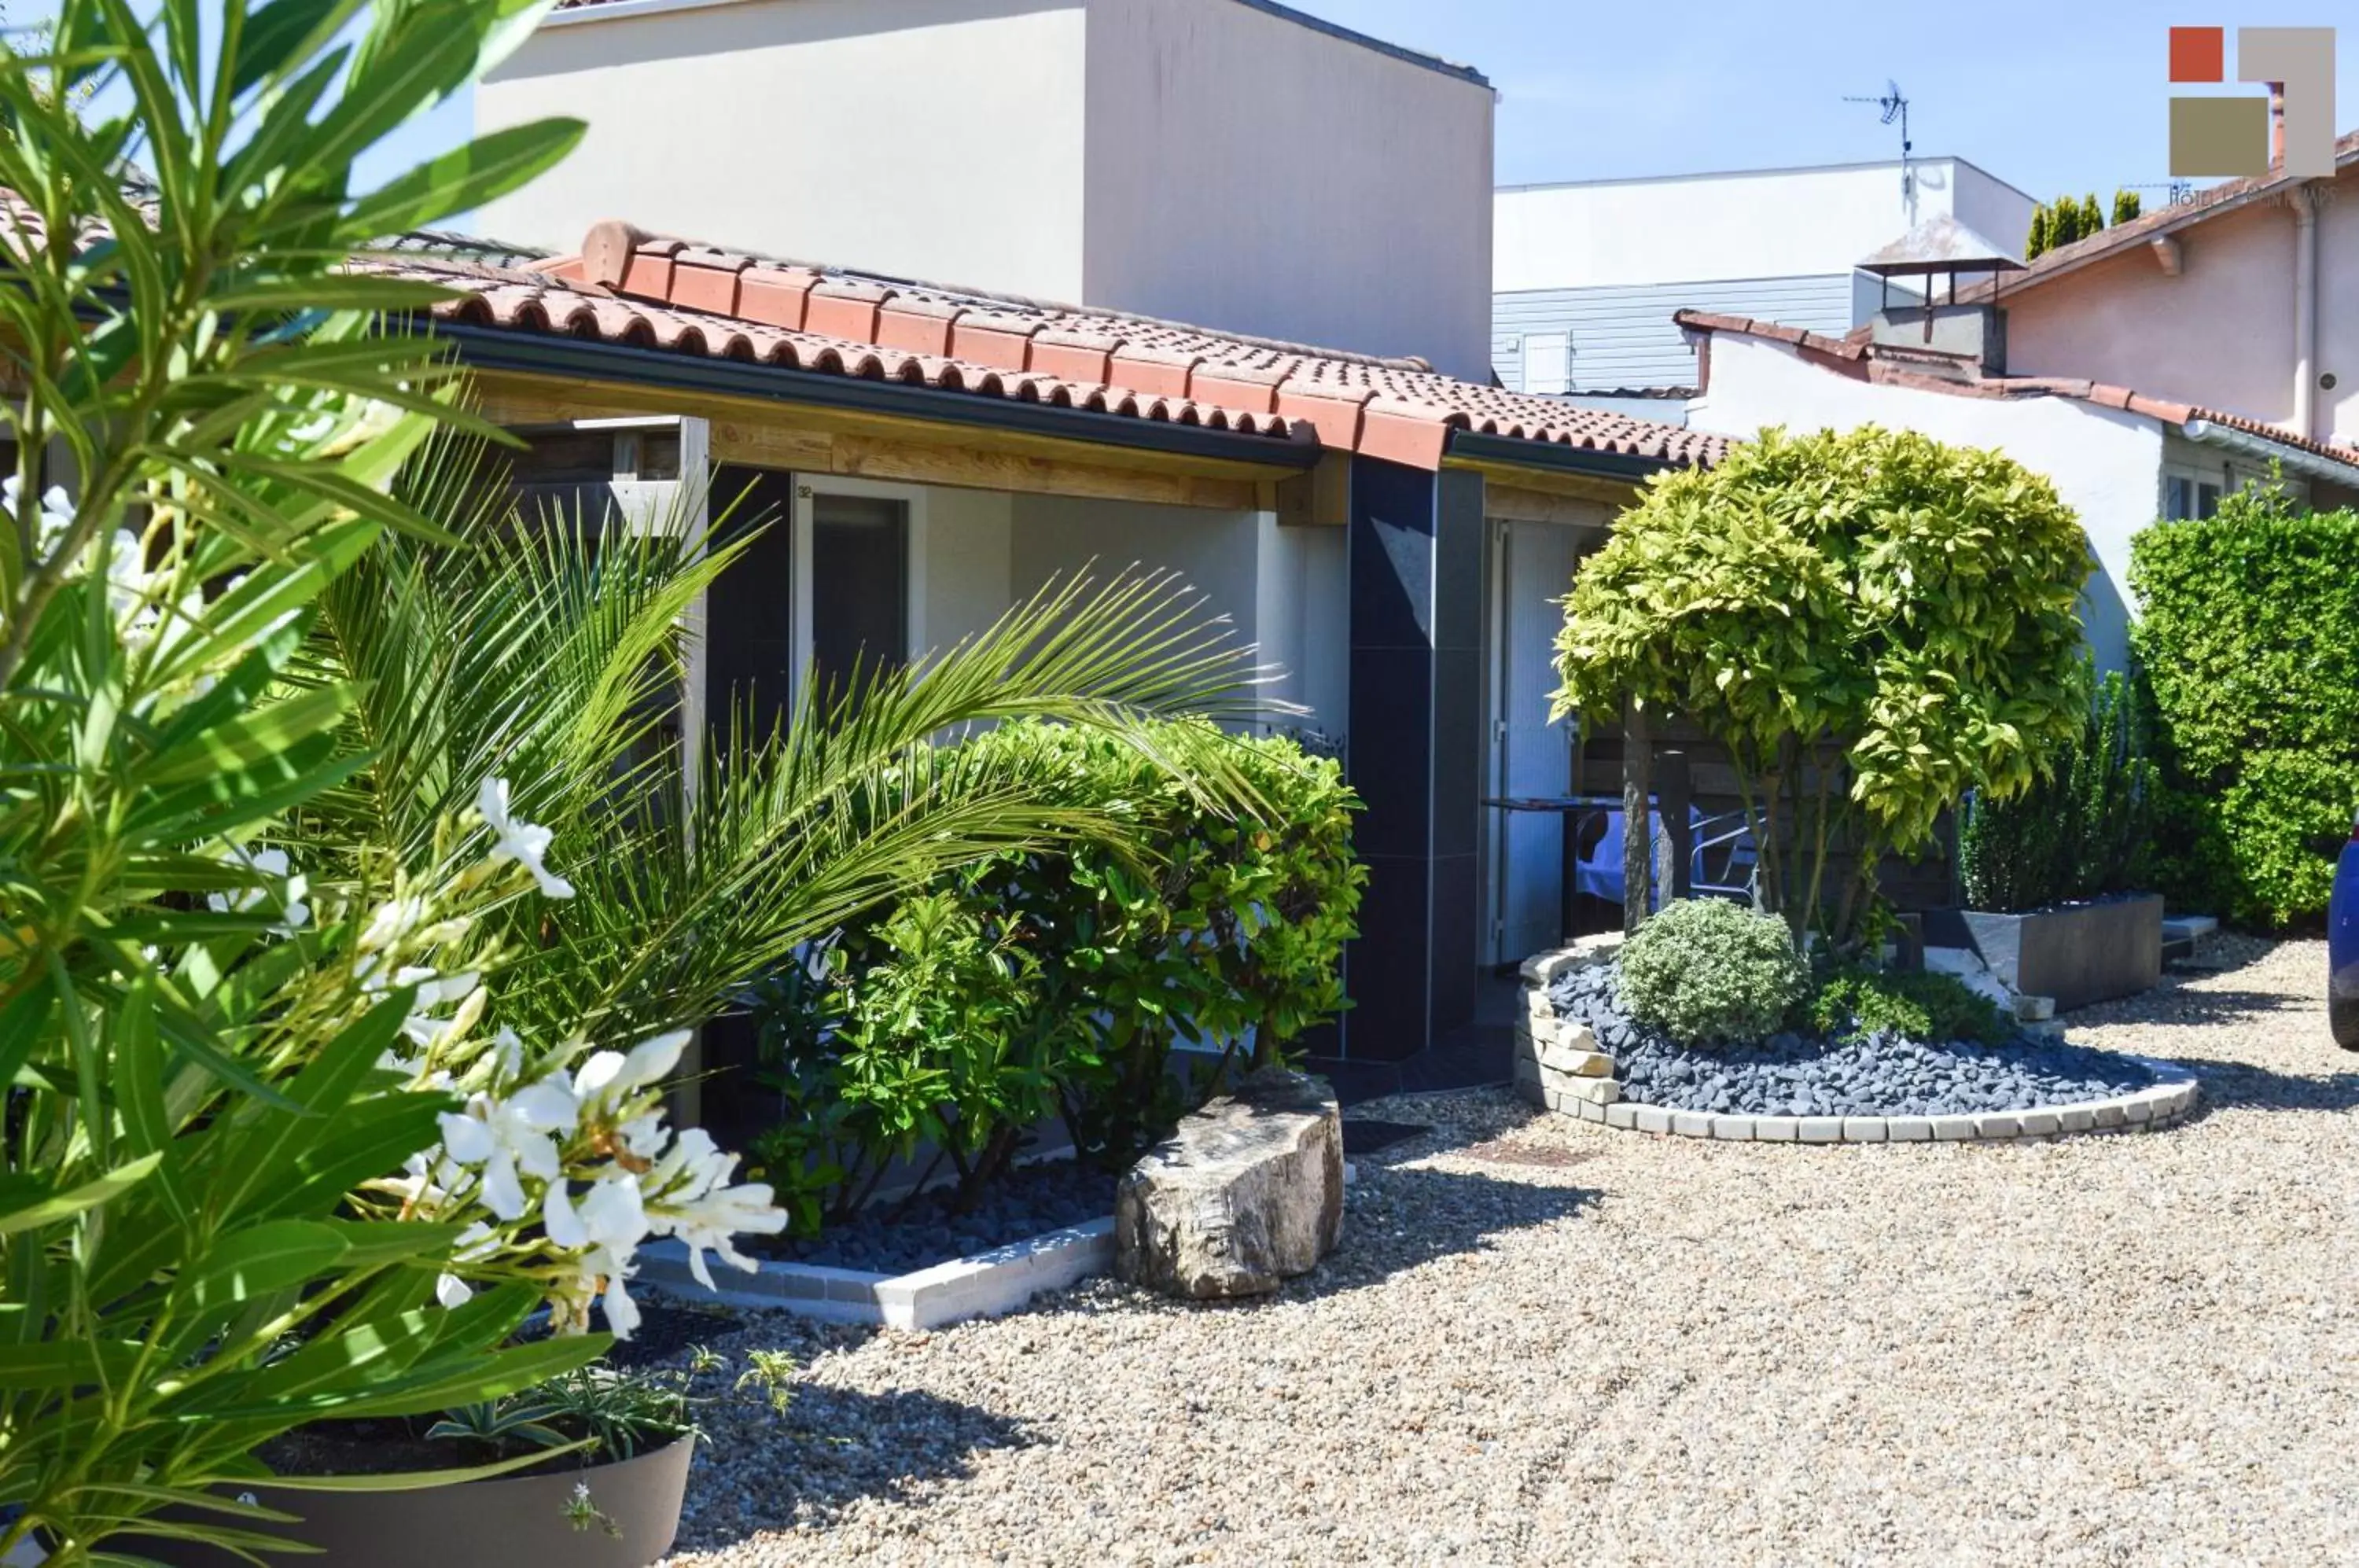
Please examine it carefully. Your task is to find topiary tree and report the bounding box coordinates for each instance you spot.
[2111,187,2144,226]
[1552,425,2092,950]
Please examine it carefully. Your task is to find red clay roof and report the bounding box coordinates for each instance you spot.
[501,219,1729,473]
[1676,308,2359,470]
[377,248,1313,447]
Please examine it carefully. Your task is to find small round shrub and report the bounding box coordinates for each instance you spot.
[1615,898,1806,1047]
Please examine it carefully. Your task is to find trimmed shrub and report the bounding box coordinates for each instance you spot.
[747,720,1366,1227]
[1616,897,1808,1047]
[2131,482,2359,926]
[1810,966,2011,1046]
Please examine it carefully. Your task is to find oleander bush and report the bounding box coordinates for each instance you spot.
[1809,966,2011,1047]
[1615,897,1809,1047]
[2131,480,2359,926]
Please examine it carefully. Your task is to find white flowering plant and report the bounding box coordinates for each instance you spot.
[0,1,696,1562]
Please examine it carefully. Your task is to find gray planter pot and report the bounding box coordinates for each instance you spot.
[1923,893,2165,1012]
[138,1434,692,1568]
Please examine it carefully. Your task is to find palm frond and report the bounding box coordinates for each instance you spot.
[300,433,1284,1043]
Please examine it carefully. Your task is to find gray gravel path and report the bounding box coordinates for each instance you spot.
[660,937,2359,1566]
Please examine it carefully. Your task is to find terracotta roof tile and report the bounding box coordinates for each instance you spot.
[378,253,1315,444]
[519,217,1728,472]
[1677,308,2359,472]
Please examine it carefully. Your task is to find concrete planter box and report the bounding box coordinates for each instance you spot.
[143,1435,692,1568]
[1923,894,2164,1012]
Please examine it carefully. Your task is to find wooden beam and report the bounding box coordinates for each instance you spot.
[1444,455,1646,510]
[1272,451,1351,528]
[475,370,1290,511]
[1481,482,1617,530]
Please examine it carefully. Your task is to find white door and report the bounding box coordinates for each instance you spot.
[1487,519,1581,966]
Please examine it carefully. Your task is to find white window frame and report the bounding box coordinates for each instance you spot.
[789,474,929,689]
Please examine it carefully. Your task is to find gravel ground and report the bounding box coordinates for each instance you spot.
[1549,958,2158,1117]
[658,937,2359,1566]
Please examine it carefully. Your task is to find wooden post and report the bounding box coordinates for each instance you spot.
[1621,698,1651,935]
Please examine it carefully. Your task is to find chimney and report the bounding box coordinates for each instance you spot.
[2270,82,2287,170]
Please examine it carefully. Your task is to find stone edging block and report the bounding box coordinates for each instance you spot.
[1511,939,2200,1147]
[635,1217,1115,1331]
[1603,1058,2199,1146]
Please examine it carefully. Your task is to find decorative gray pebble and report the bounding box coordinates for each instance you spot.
[1547,958,2158,1118]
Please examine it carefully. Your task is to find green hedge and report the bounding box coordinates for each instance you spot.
[747,720,1365,1231]
[2130,484,2359,927]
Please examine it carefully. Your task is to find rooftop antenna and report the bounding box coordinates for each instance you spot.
[1846,79,1914,209]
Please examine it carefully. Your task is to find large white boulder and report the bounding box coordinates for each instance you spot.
[1115,1069,1344,1299]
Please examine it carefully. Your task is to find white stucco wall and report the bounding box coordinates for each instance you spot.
[1080,0,1495,378]
[475,0,1091,298]
[1688,334,2164,671]
[1007,493,1260,653]
[1495,158,2030,296]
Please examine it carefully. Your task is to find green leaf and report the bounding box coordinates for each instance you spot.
[344,120,586,237]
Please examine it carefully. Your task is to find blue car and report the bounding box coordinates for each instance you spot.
[2335,811,2359,1048]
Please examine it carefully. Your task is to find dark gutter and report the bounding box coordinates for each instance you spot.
[1445,429,1680,482]
[429,321,1323,472]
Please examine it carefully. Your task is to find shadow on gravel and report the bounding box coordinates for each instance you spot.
[1289,1161,1599,1301]
[2068,987,2314,1032]
[2169,1056,2359,1115]
[672,1378,1032,1551]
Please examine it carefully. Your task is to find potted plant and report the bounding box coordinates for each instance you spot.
[145,1349,793,1568]
[1930,672,2165,1010]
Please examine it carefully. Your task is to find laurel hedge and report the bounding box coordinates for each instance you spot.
[2129,483,2359,927]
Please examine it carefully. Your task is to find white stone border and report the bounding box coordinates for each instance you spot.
[636,1216,1114,1331]
[1514,935,2201,1143]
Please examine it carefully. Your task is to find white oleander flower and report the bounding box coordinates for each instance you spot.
[571,1029,690,1110]
[435,1075,580,1222]
[359,896,430,953]
[6,476,74,557]
[477,775,575,899]
[205,845,311,931]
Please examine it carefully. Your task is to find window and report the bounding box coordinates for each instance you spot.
[2164,471,2225,521]
[807,492,909,699]
[1522,331,1571,396]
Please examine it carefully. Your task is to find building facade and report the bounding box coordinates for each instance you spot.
[476,0,1499,381]
[1492,157,2034,396]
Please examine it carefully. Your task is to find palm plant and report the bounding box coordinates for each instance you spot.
[289,440,1274,1047]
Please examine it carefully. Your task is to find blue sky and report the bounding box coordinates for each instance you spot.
[42,2,2359,208]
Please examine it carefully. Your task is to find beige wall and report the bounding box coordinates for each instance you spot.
[1082,0,1495,378]
[476,0,1092,298]
[477,0,1493,377]
[2000,165,2358,447]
